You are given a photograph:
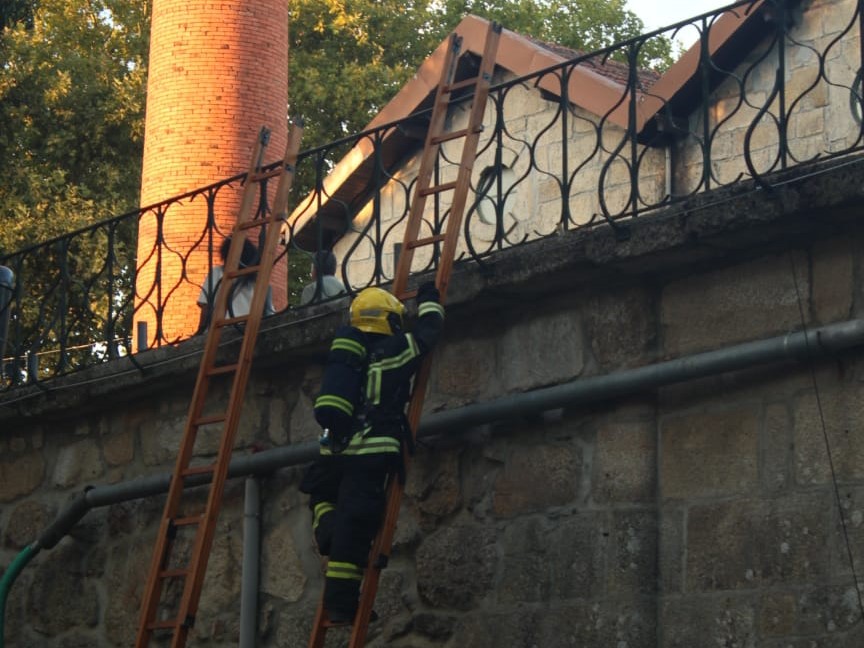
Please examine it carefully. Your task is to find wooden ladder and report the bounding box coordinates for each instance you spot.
[307,20,502,648]
[135,121,303,648]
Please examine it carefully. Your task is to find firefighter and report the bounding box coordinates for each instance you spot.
[299,281,444,623]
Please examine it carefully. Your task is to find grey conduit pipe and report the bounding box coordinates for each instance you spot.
[417,318,864,436]
[239,477,261,648]
[4,317,864,647]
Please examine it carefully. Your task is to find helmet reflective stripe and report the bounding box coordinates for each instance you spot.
[326,561,363,580]
[313,501,335,529]
[331,337,366,356]
[418,301,445,318]
[314,394,354,416]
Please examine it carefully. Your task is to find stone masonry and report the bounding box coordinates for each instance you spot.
[2,152,864,646]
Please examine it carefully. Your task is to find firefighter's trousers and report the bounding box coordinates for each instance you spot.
[302,451,397,617]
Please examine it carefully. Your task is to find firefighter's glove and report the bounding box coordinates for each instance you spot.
[417,281,440,304]
[319,427,352,454]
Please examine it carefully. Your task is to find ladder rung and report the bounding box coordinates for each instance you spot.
[214,314,250,328]
[237,216,279,231]
[398,288,418,301]
[406,234,446,250]
[180,464,216,478]
[193,413,226,427]
[419,181,457,197]
[173,515,203,527]
[206,363,238,377]
[225,265,260,278]
[443,76,480,93]
[430,126,482,145]
[250,167,282,181]
[159,568,189,580]
[147,619,179,631]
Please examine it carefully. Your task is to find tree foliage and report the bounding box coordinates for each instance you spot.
[0,0,670,257]
[0,0,149,256]
[289,0,672,154]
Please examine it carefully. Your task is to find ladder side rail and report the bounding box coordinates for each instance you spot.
[308,22,501,648]
[391,34,462,298]
[350,23,502,647]
[136,124,302,648]
[135,130,270,647]
[176,123,303,632]
[435,25,501,302]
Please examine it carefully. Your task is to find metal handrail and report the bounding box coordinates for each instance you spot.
[2,0,862,391]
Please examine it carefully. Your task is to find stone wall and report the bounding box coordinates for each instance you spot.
[3,153,864,646]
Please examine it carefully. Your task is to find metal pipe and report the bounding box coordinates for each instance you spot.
[239,477,261,648]
[0,266,13,378]
[417,319,864,436]
[6,318,864,645]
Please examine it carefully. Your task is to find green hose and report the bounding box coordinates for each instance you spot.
[0,543,40,648]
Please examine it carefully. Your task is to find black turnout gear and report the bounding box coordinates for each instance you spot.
[301,282,444,619]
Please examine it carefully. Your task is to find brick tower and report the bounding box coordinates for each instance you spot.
[135,0,289,347]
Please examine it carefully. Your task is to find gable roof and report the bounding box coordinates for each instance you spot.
[288,5,770,242]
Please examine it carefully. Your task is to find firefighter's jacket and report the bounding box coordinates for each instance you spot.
[314,297,445,457]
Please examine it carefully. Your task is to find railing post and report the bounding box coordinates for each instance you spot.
[0,266,13,379]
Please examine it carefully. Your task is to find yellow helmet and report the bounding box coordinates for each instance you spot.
[350,287,406,335]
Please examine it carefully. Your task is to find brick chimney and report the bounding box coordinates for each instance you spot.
[135,0,289,346]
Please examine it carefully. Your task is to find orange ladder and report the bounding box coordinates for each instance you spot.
[307,20,502,648]
[135,121,303,647]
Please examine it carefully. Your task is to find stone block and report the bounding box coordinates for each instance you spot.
[498,308,584,393]
[811,237,853,324]
[492,442,581,517]
[139,411,186,466]
[686,495,831,592]
[102,428,134,467]
[0,451,44,502]
[496,516,553,604]
[762,403,792,494]
[104,538,152,646]
[661,252,810,355]
[448,609,540,648]
[661,594,756,648]
[56,630,101,648]
[4,500,50,549]
[533,598,656,648]
[194,519,243,641]
[592,419,656,503]
[288,391,319,444]
[26,542,100,636]
[261,518,306,602]
[830,485,864,580]
[793,386,864,484]
[608,510,658,595]
[796,584,864,636]
[659,506,685,595]
[53,439,104,488]
[660,404,760,500]
[760,591,797,637]
[431,335,496,405]
[416,525,496,609]
[548,513,606,600]
[586,287,655,370]
[410,611,458,642]
[405,447,461,523]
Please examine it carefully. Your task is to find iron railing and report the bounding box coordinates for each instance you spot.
[2,0,863,390]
